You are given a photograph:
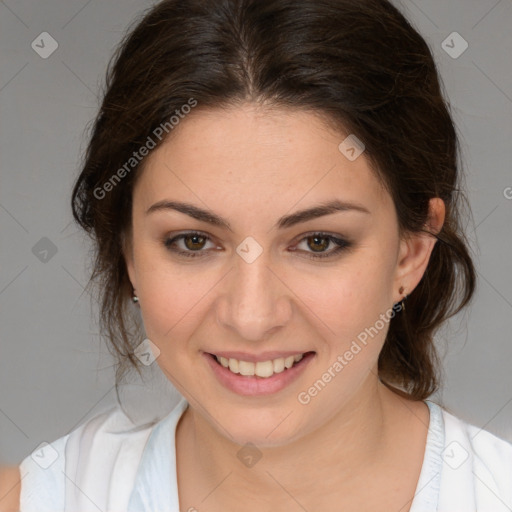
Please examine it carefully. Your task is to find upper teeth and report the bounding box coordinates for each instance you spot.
[216,354,304,378]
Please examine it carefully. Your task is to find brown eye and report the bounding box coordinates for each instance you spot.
[163,231,216,259]
[307,235,330,252]
[184,234,207,251]
[293,232,352,260]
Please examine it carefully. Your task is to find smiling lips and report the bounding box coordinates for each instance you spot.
[214,353,305,378]
[205,351,315,395]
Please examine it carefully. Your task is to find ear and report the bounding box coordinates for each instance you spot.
[393,198,445,301]
[122,230,137,291]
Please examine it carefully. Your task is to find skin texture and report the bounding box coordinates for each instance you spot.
[0,466,21,512]
[125,103,445,511]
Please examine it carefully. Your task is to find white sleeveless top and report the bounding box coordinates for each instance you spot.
[19,397,512,511]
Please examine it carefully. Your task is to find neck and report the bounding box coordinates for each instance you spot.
[176,373,425,509]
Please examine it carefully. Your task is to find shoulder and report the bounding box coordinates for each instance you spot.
[0,466,21,512]
[439,404,512,510]
[17,430,69,512]
[442,405,512,469]
[17,404,163,512]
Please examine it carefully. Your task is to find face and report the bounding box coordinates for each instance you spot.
[125,103,438,447]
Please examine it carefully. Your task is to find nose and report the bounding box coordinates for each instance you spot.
[215,251,293,341]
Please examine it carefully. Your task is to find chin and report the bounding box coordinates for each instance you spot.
[207,403,308,448]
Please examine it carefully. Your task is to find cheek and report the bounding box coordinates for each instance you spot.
[134,249,221,354]
[136,270,214,386]
[138,271,204,341]
[292,255,396,341]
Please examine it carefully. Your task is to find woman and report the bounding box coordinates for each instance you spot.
[3,0,512,510]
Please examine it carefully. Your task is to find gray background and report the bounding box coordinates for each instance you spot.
[1,0,511,466]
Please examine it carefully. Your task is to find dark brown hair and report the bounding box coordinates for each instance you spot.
[72,0,476,400]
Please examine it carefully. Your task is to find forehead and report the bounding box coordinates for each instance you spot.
[135,103,390,217]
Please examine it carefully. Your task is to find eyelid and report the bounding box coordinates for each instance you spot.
[290,231,352,259]
[163,231,218,257]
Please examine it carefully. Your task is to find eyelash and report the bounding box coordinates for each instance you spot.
[163,231,352,260]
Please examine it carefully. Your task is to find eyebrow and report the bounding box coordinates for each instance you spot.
[146,199,370,230]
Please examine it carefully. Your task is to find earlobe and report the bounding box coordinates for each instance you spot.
[394,198,445,300]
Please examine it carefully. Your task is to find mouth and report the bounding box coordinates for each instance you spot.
[203,351,316,396]
[209,352,314,379]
